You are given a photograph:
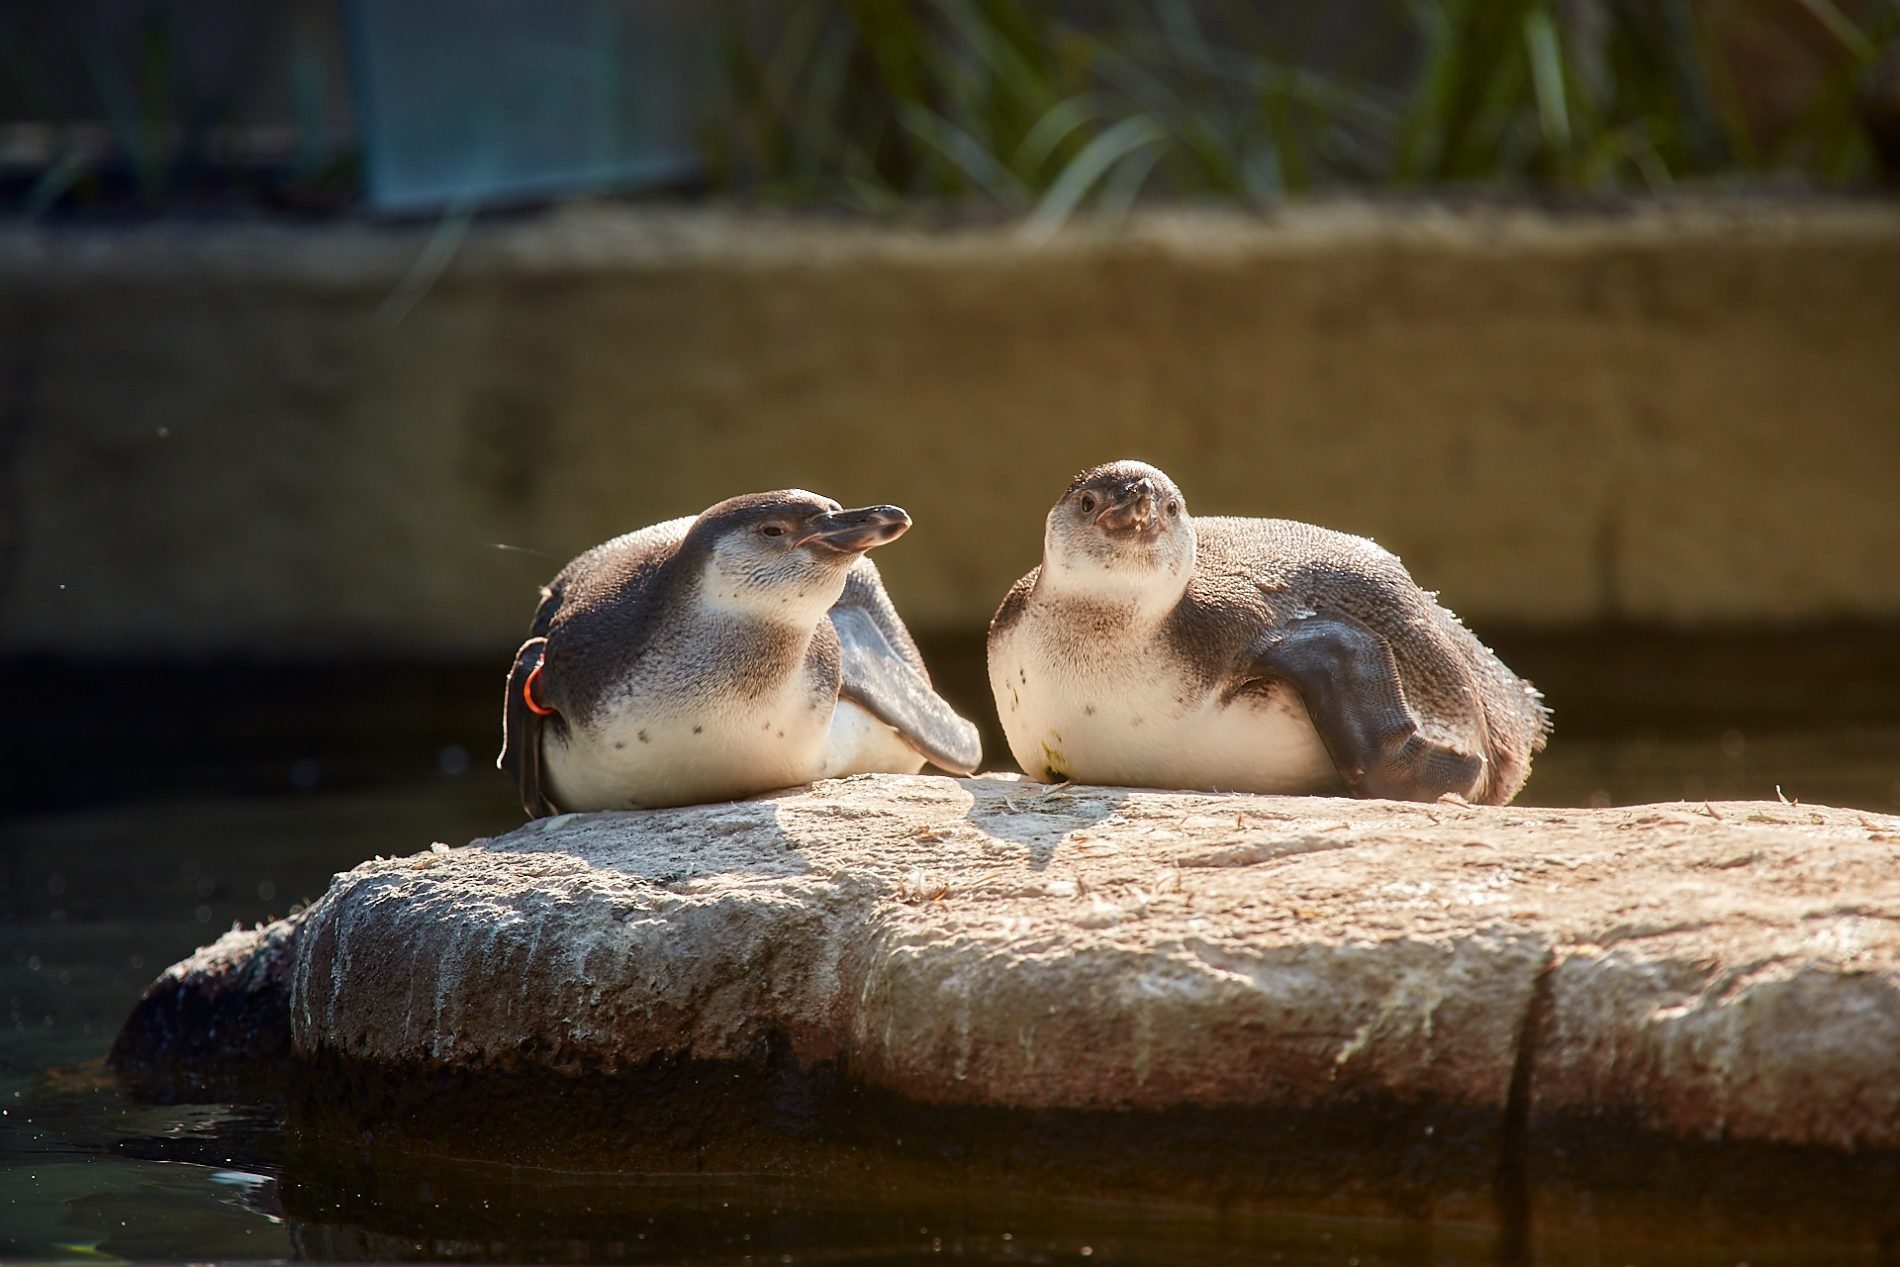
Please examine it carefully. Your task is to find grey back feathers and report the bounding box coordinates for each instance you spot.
[529,515,702,723]
[1183,517,1549,802]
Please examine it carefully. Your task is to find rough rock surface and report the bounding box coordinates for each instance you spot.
[272,775,1900,1152]
[109,910,304,1099]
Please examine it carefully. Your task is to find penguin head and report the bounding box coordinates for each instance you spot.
[1041,460,1196,609]
[691,490,911,622]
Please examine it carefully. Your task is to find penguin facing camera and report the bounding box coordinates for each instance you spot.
[988,460,1550,805]
[500,491,982,816]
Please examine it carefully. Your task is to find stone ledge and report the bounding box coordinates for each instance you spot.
[8,199,1900,286]
[7,201,1900,655]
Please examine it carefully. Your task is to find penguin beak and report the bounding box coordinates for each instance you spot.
[1094,480,1160,535]
[793,505,912,555]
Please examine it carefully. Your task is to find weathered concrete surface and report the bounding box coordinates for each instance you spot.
[259,775,1900,1151]
[5,200,1900,655]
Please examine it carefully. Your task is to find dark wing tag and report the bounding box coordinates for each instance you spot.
[499,636,559,817]
[830,605,982,774]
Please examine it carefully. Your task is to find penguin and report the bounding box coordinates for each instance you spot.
[987,461,1551,805]
[500,490,982,815]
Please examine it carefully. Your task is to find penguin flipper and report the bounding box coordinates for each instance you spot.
[499,636,558,818]
[830,605,983,775]
[1235,616,1484,803]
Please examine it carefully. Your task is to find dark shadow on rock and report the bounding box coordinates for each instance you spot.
[106,913,304,1103]
[956,777,1133,870]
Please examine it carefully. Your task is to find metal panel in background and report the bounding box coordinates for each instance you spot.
[342,0,706,214]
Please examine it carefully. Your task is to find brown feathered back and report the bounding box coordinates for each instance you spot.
[1181,517,1550,803]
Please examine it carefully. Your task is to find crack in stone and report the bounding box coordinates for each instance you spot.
[1496,947,1558,1265]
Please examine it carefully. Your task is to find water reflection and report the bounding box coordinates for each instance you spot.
[278,1161,1477,1265]
[11,1063,1478,1264]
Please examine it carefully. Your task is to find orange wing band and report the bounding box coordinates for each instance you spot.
[523,663,557,716]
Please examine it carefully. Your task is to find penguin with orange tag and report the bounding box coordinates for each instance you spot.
[500,491,981,816]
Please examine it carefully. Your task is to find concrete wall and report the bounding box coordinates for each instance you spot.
[2,201,1897,656]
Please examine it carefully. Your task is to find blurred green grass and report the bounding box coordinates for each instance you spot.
[709,0,1900,222]
[7,0,1897,216]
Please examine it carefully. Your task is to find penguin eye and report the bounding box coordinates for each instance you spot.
[1079,495,1096,513]
[760,524,786,538]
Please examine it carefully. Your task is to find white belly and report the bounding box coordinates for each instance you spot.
[546,687,830,811]
[546,693,924,811]
[991,620,1340,795]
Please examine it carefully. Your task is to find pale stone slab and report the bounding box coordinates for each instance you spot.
[259,775,1900,1151]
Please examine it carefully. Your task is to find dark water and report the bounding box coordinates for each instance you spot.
[3,633,1897,1263]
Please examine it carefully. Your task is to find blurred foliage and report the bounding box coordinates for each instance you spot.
[710,0,1900,221]
[7,0,1897,217]
[0,1,353,215]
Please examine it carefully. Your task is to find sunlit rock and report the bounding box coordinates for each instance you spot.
[117,775,1900,1163]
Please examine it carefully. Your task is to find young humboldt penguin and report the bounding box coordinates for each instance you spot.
[988,461,1551,805]
[500,491,982,816]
